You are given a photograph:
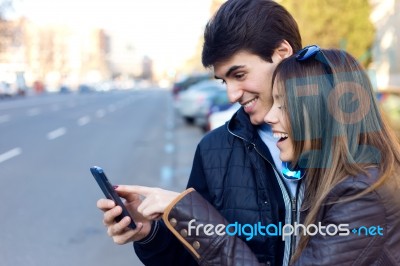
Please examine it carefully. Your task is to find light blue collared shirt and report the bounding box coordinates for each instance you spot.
[257,124,299,197]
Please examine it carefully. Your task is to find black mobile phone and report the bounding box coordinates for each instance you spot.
[90,166,136,230]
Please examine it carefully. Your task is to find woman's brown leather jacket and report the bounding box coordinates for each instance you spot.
[162,168,400,265]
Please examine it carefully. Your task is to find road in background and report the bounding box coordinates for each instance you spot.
[0,89,203,266]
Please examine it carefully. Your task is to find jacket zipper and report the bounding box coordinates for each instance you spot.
[227,128,296,266]
[253,144,297,265]
[290,179,302,259]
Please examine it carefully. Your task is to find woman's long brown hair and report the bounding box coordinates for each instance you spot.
[272,49,400,263]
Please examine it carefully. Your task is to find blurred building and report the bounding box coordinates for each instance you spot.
[106,31,142,78]
[0,17,28,94]
[140,55,153,81]
[370,0,400,89]
[0,17,111,91]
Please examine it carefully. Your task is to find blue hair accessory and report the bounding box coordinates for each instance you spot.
[281,162,304,180]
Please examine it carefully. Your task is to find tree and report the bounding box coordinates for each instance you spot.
[280,0,375,66]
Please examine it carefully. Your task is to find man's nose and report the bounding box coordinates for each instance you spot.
[226,83,243,103]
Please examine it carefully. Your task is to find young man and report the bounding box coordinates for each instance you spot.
[97,0,302,265]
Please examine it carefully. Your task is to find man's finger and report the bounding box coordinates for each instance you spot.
[103,206,122,225]
[97,198,116,211]
[113,222,143,245]
[108,216,131,236]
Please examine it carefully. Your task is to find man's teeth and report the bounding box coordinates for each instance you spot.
[243,98,257,108]
[273,133,289,139]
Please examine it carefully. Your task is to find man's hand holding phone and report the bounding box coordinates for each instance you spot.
[91,166,152,244]
[96,185,180,245]
[92,166,180,244]
[97,188,153,244]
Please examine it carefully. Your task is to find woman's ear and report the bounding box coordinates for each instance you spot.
[276,40,294,59]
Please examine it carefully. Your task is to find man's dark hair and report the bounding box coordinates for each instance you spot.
[202,0,302,67]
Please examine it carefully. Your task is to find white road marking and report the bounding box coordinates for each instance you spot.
[164,143,175,154]
[47,127,66,140]
[77,116,91,126]
[0,148,22,164]
[0,115,10,124]
[160,166,173,186]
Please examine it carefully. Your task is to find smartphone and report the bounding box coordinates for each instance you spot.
[90,166,136,230]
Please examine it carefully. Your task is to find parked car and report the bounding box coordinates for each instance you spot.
[176,80,226,127]
[78,84,94,93]
[0,72,27,97]
[59,85,72,94]
[0,64,27,97]
[172,73,213,98]
[202,90,234,131]
[0,81,12,98]
[208,103,241,131]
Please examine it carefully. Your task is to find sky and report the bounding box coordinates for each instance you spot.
[16,0,213,73]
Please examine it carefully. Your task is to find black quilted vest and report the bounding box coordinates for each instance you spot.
[187,107,286,266]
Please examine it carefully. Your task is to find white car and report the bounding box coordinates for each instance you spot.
[176,80,226,125]
[208,103,241,131]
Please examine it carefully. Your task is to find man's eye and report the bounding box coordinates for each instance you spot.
[235,73,245,79]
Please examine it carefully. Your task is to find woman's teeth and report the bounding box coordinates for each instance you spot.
[273,133,289,139]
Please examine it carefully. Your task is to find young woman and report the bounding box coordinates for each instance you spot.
[112,47,400,265]
[264,46,400,265]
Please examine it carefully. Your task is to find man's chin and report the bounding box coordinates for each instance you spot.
[249,115,265,126]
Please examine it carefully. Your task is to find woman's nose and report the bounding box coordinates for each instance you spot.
[264,108,278,124]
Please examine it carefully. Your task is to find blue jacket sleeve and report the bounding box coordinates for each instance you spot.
[133,220,197,265]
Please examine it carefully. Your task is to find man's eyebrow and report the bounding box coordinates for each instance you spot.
[215,65,245,79]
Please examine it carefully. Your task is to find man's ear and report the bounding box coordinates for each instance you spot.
[276,40,293,59]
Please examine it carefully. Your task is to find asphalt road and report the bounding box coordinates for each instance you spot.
[0,89,203,266]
